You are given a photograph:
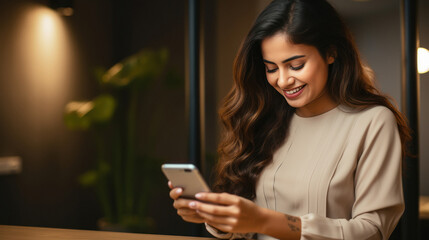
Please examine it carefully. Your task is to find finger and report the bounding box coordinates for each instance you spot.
[196,210,237,226]
[205,222,233,233]
[169,188,183,200]
[189,201,236,216]
[195,192,239,206]
[181,214,205,223]
[177,208,198,216]
[173,198,193,209]
[168,181,173,189]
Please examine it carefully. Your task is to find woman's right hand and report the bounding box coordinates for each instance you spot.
[168,181,206,223]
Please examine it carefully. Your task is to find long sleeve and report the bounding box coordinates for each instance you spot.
[300,108,404,240]
[205,223,255,239]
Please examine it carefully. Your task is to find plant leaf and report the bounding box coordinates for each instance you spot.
[88,94,116,123]
[101,48,169,88]
[64,101,94,130]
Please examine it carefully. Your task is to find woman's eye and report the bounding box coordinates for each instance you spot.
[266,68,278,73]
[290,64,304,71]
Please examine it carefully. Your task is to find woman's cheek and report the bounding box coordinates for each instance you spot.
[266,75,276,87]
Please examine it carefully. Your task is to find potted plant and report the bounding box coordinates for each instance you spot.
[64,48,170,232]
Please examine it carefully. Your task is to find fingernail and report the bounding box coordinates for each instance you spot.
[189,202,196,208]
[176,188,182,194]
[195,193,202,199]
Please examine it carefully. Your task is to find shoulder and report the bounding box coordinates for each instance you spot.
[335,105,399,140]
[336,105,399,142]
[338,105,397,125]
[339,106,401,162]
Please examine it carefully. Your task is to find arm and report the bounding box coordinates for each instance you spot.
[190,192,301,240]
[259,207,302,239]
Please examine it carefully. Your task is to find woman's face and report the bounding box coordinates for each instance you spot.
[261,32,336,117]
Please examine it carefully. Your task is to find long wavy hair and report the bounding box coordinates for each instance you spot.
[213,0,411,200]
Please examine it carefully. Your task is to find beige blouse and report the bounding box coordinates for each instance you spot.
[207,105,404,240]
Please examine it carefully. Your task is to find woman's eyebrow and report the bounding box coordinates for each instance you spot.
[263,55,306,64]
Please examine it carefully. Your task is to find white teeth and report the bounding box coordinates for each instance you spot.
[285,85,304,94]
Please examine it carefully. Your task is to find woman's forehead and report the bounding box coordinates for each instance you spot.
[261,34,317,60]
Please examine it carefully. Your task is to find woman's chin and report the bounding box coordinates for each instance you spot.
[284,99,305,109]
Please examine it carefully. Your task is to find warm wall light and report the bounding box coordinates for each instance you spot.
[49,0,74,16]
[16,5,74,113]
[418,47,429,74]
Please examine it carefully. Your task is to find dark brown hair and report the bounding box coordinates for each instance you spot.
[213,0,411,200]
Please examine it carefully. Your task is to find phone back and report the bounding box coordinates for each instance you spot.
[162,164,210,198]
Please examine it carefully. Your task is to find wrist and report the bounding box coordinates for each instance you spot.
[257,207,271,235]
[257,208,302,240]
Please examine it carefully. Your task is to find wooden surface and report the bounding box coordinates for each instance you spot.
[420,195,429,219]
[1,197,428,240]
[0,225,215,240]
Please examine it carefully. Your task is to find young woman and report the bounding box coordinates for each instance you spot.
[169,0,410,239]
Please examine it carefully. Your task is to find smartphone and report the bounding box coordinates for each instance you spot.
[162,163,210,199]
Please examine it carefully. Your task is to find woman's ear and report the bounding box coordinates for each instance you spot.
[327,55,335,64]
[327,46,337,64]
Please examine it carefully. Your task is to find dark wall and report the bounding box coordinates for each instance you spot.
[0,0,108,229]
[0,0,191,235]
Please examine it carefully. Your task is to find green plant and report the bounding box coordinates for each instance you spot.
[64,48,169,232]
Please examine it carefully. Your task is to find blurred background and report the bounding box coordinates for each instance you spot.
[0,0,428,238]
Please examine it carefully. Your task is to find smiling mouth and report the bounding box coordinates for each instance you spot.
[285,85,306,95]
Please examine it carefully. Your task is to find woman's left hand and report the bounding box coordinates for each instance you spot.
[188,192,265,234]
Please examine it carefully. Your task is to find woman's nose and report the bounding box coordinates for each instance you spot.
[277,70,295,89]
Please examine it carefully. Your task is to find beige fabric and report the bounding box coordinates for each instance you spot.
[255,105,404,240]
[206,105,404,240]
